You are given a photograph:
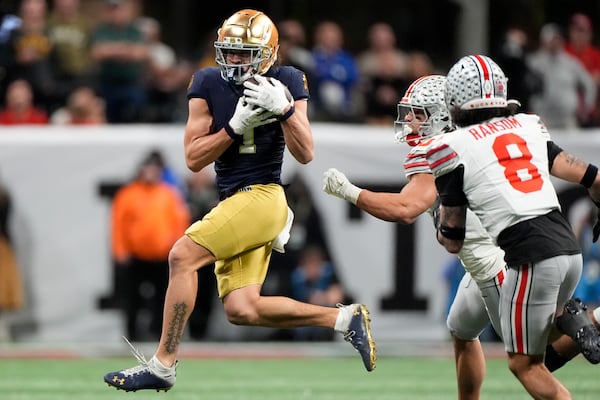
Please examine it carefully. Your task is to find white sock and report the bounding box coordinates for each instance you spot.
[151,356,173,372]
[593,307,600,326]
[334,304,355,332]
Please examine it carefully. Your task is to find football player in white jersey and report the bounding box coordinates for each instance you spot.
[323,74,600,400]
[426,54,600,399]
[324,75,503,400]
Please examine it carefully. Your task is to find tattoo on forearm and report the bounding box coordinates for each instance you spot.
[563,152,586,167]
[164,303,187,354]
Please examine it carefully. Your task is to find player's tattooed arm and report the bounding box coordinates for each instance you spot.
[562,152,586,167]
[550,149,591,183]
[550,149,600,242]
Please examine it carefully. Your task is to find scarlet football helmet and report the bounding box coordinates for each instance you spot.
[394,74,452,146]
[214,9,279,84]
[445,54,508,111]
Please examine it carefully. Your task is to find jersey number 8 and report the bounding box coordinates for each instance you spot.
[492,133,543,193]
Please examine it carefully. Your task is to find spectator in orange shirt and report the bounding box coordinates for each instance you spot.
[111,150,191,341]
[0,79,48,124]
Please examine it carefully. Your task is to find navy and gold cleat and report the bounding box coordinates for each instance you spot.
[556,298,600,364]
[343,304,377,371]
[104,337,177,392]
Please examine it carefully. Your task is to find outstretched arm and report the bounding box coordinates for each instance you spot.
[322,169,438,224]
[356,173,438,224]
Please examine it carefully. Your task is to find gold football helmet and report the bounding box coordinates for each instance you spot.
[214,9,279,84]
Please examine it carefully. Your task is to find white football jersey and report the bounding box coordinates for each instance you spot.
[426,113,560,242]
[404,143,505,282]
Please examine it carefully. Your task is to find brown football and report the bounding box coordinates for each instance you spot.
[244,76,269,85]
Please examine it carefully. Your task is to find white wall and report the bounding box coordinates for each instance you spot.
[0,124,598,342]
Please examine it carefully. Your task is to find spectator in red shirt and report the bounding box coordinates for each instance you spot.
[564,13,600,126]
[0,79,48,124]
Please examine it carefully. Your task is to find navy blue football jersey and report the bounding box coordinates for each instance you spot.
[187,66,310,199]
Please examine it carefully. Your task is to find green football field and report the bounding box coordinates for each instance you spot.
[1,355,598,400]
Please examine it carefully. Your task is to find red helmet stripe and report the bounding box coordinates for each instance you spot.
[401,75,430,103]
[471,55,492,98]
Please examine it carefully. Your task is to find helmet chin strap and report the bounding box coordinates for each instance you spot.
[394,124,417,144]
[406,133,421,147]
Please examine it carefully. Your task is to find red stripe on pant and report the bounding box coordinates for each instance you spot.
[513,264,530,354]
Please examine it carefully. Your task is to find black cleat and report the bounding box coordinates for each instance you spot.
[556,298,600,364]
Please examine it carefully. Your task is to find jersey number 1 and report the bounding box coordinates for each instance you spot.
[492,133,542,193]
[239,130,256,154]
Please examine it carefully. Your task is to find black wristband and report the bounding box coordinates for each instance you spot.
[438,225,466,240]
[547,141,564,171]
[278,106,295,122]
[224,122,238,140]
[580,164,598,188]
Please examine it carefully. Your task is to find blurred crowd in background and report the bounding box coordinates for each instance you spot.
[1,0,600,130]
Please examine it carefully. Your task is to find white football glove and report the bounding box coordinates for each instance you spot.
[228,97,277,135]
[322,168,362,205]
[243,75,294,116]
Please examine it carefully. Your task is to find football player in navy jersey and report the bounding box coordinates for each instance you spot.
[103,9,376,392]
